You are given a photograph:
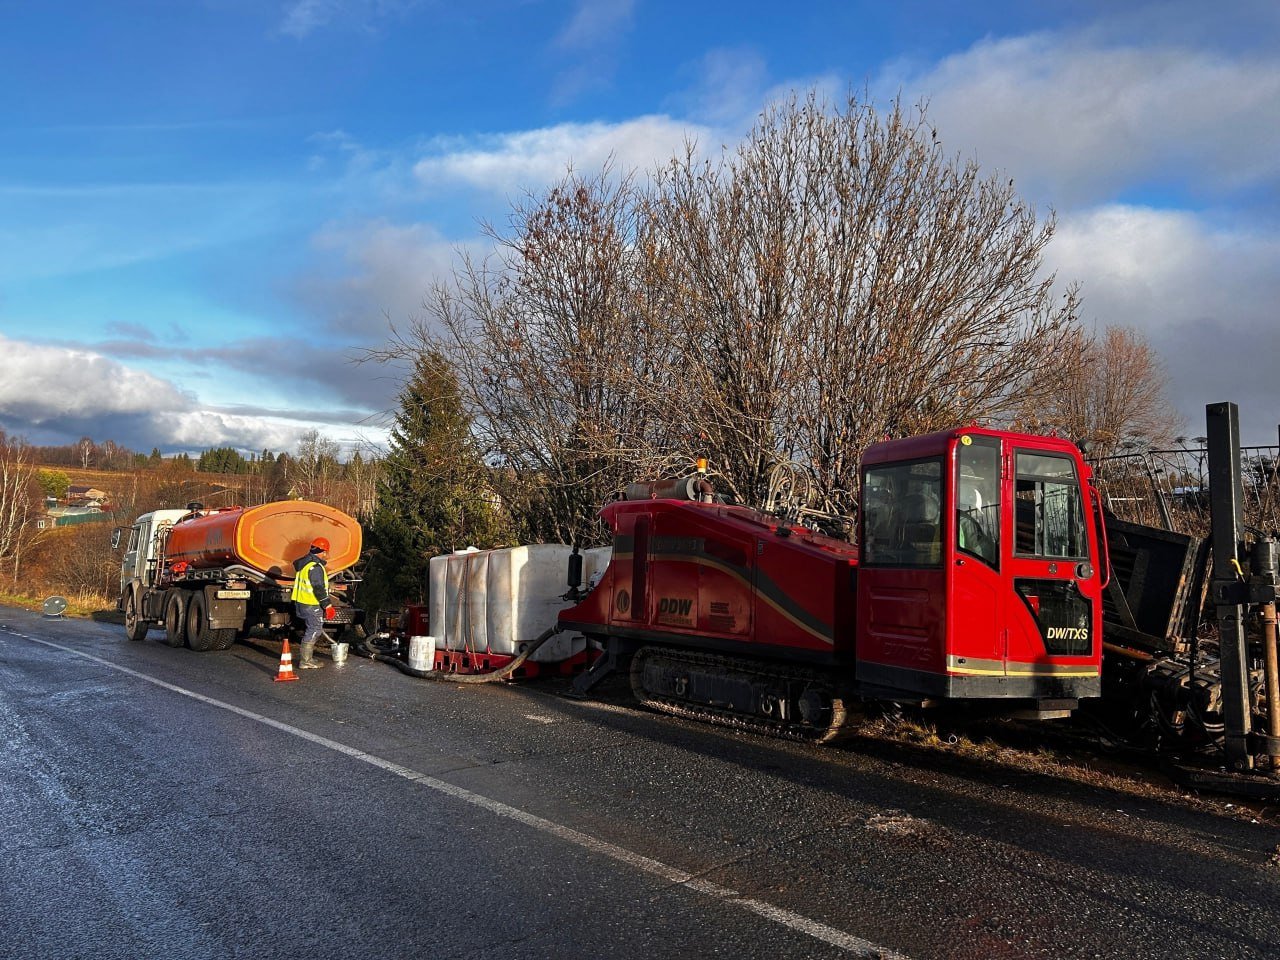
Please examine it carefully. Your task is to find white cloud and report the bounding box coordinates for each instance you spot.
[1046,205,1280,443]
[0,336,192,419]
[666,48,772,127]
[312,219,455,313]
[0,335,377,454]
[279,0,415,39]
[280,0,336,37]
[863,21,1280,441]
[898,34,1280,205]
[152,408,379,454]
[290,218,477,347]
[554,0,634,51]
[413,116,714,195]
[546,0,636,104]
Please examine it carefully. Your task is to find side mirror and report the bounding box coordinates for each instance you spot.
[110,528,123,550]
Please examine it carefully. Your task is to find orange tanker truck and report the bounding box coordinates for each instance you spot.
[114,500,364,651]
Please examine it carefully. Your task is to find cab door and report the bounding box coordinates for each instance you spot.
[947,435,1005,677]
[119,522,144,597]
[1003,448,1099,679]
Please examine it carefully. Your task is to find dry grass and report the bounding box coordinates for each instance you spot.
[0,589,115,618]
[853,710,1280,824]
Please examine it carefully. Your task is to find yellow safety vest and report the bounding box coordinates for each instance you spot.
[291,560,327,606]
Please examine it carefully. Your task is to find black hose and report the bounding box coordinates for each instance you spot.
[366,625,562,684]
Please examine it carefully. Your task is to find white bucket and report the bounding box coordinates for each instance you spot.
[408,635,436,672]
[330,642,349,666]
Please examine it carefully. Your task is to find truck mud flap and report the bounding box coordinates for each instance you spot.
[204,585,248,630]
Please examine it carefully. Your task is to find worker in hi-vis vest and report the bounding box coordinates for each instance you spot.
[291,537,335,669]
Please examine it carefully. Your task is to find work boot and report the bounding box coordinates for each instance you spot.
[299,641,323,669]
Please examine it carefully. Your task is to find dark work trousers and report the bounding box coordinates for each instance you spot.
[296,603,326,644]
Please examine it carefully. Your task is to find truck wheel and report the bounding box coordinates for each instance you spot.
[209,626,238,651]
[185,592,215,651]
[162,590,187,647]
[123,589,149,642]
[185,592,237,652]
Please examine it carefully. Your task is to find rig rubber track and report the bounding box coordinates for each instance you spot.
[629,646,859,745]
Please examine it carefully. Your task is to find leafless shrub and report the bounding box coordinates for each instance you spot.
[23,523,117,599]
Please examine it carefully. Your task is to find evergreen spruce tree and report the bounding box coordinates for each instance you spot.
[196,446,247,474]
[361,350,509,618]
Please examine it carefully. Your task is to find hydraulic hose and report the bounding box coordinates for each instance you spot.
[360,625,562,684]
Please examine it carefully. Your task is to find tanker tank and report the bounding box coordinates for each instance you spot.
[164,500,362,582]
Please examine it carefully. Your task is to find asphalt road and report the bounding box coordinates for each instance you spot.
[2,607,1279,960]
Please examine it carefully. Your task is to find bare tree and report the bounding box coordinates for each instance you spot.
[77,436,96,469]
[372,89,1084,539]
[375,166,689,545]
[648,91,1080,507]
[289,430,343,504]
[1033,324,1181,459]
[0,436,44,584]
[344,448,382,520]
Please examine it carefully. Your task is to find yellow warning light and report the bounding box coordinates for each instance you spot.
[696,457,708,473]
[960,435,972,446]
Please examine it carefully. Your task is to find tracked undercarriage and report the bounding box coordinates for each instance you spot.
[628,646,858,744]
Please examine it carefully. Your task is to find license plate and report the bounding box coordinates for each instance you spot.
[216,590,251,599]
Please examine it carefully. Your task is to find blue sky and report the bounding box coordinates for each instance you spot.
[2,0,1278,454]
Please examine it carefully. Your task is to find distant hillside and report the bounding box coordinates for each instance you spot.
[36,464,248,491]
[33,461,368,518]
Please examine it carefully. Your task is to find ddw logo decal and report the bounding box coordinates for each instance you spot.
[658,597,693,617]
[1046,626,1089,641]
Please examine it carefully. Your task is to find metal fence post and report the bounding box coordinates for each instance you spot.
[1206,402,1253,770]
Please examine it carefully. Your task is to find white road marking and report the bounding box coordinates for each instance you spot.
[3,628,908,959]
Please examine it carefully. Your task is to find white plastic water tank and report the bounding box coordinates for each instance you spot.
[427,544,613,663]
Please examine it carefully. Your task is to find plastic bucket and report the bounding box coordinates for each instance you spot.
[408,635,436,672]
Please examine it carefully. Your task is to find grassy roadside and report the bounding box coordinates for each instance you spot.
[852,710,1280,826]
[0,591,120,620]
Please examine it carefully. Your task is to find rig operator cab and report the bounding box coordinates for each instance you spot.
[857,427,1107,718]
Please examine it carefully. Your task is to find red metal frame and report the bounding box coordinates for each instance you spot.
[428,646,592,678]
[396,603,592,678]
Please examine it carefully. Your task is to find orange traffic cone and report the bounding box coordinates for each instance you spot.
[275,638,300,683]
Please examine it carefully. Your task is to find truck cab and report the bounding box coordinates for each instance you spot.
[118,509,188,599]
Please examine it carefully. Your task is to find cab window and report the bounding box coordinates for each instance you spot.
[956,438,1000,568]
[1014,452,1087,559]
[862,460,943,567]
